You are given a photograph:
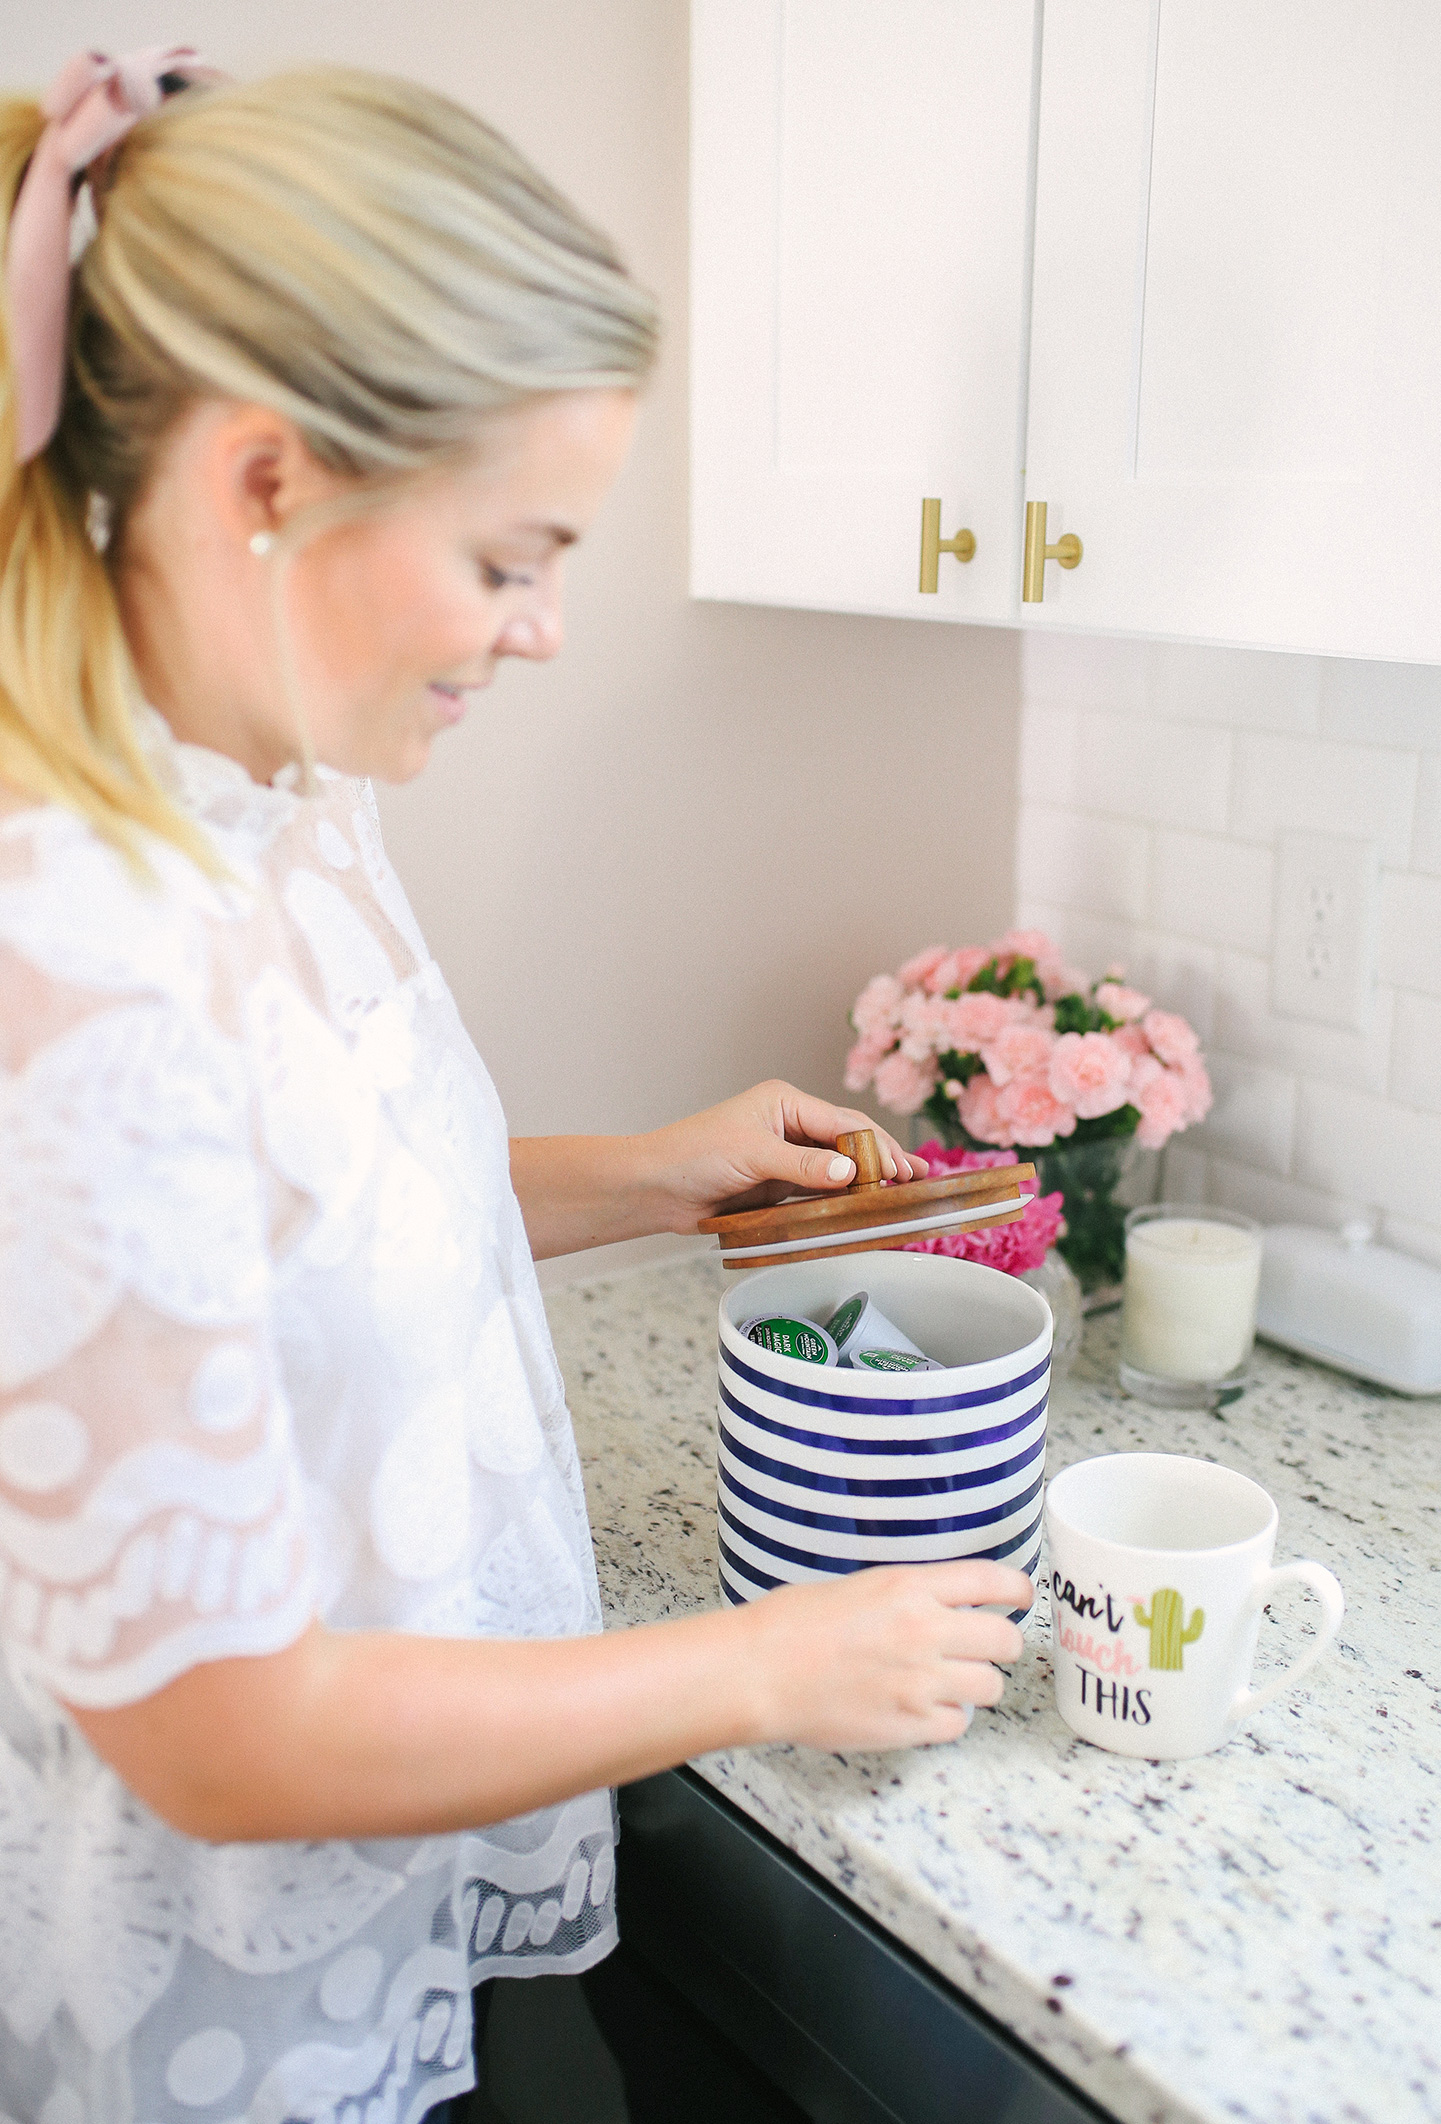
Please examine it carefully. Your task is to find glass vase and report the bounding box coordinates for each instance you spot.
[915,1117,1157,1299]
[1017,1247,1084,1380]
[1034,1136,1146,1297]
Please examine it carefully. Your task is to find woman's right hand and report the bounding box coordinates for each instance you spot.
[738,1561,1034,1752]
[63,1560,1034,1844]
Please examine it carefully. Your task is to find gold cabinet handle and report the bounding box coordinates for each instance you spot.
[919,497,976,592]
[1022,500,1083,602]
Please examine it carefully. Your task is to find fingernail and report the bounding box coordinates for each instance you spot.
[828,1155,855,1181]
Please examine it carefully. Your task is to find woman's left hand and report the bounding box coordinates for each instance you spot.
[637,1079,926,1232]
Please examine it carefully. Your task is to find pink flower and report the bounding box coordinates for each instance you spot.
[945,1193,1064,1274]
[851,973,905,1038]
[924,946,991,995]
[1095,980,1151,1022]
[903,1145,1065,1275]
[1133,1064,1190,1150]
[1142,1008,1200,1067]
[1004,989,1052,1019]
[995,1071,1077,1147]
[873,1050,937,1116]
[979,1021,1055,1088]
[913,1140,1017,1173]
[1038,960,1091,1003]
[1112,1022,1151,1060]
[897,944,951,990]
[1048,1030,1133,1119]
[897,991,955,1061]
[958,1074,1013,1145]
[1176,1053,1213,1125]
[843,1029,893,1092]
[940,991,1012,1049]
[989,927,1057,964]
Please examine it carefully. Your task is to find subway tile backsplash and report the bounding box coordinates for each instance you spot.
[1230,734,1418,866]
[1413,755,1441,874]
[1150,831,1274,954]
[1016,633,1441,1269]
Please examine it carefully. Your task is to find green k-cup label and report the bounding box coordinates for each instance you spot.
[744,1317,836,1364]
[823,1292,867,1350]
[852,1347,941,1373]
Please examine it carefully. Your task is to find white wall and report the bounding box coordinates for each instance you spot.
[1017,633,1441,1268]
[10,2,1021,1279]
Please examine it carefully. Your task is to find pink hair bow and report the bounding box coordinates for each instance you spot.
[5,46,219,464]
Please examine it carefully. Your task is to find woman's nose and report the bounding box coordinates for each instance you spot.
[496,600,563,661]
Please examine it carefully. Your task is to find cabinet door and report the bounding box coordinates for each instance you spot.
[1025,0,1441,661]
[691,0,1039,623]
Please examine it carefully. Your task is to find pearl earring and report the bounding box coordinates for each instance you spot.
[248,531,273,557]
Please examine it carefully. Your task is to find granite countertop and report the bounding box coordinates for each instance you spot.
[546,1255,1441,2124]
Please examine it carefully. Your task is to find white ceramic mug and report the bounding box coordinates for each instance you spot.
[1045,1453,1344,1760]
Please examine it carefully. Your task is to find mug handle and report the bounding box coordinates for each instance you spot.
[1229,1560,1345,1724]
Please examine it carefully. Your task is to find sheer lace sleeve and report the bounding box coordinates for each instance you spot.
[0,820,313,1710]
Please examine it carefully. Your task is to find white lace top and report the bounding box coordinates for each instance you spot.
[0,712,616,2124]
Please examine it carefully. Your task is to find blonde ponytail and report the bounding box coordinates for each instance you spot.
[0,98,217,869]
[0,67,658,867]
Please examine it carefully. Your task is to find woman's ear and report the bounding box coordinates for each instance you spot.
[199,402,340,551]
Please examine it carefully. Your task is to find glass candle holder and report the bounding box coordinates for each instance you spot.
[1119,1203,1263,1407]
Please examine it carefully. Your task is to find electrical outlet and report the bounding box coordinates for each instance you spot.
[1271,832,1379,1031]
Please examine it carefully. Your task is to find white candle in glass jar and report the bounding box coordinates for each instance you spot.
[1121,1216,1263,1382]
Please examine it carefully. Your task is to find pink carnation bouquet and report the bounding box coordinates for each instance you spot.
[845,928,1211,1153]
[845,930,1212,1291]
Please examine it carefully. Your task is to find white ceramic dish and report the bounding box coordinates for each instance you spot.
[1258,1224,1441,1395]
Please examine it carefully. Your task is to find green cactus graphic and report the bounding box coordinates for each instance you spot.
[1133,1588,1205,1671]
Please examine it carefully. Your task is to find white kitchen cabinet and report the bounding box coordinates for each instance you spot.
[694,1,1441,664]
[690,0,1040,624]
[1024,0,1441,660]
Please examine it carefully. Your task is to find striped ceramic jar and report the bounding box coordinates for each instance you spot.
[716,1253,1051,1623]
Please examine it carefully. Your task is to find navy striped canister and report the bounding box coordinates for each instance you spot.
[717,1253,1051,1624]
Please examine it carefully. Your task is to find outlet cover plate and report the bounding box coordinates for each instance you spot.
[1271,831,1379,1031]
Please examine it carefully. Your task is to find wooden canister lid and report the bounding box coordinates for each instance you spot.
[699,1129,1035,1270]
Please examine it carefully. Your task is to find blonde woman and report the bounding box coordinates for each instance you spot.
[0,50,1032,2124]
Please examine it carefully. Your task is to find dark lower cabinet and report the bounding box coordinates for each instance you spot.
[581,1934,811,2123]
[616,1769,1116,2124]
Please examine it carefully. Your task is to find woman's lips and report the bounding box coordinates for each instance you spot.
[428,683,468,726]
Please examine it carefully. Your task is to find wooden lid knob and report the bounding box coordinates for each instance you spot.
[836,1127,884,1191]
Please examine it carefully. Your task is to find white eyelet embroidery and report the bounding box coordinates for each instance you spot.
[282,869,400,1038]
[244,967,377,1217]
[1,1004,264,1389]
[0,1402,90,1491]
[465,1303,546,1476]
[369,1384,470,1583]
[0,714,614,2124]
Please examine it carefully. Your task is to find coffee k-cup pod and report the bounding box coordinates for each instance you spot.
[1045,1452,1344,1761]
[823,1291,931,1368]
[850,1347,943,1374]
[741,1316,838,1365]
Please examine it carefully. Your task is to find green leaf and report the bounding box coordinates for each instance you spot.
[967,954,1044,1004]
[1001,954,1046,1004]
[1051,993,1103,1035]
[920,1086,957,1135]
[1068,1105,1141,1144]
[936,1048,985,1085]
